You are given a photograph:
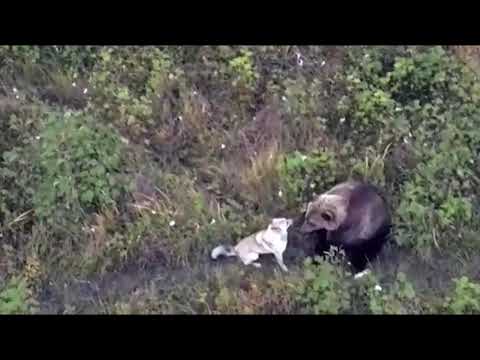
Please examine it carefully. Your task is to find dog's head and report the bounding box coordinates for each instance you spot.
[268,218,293,233]
[300,194,348,233]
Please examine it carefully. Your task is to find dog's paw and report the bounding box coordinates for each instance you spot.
[354,269,371,279]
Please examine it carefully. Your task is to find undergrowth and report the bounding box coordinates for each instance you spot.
[1,45,480,314]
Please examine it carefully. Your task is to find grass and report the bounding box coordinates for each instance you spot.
[1,45,480,314]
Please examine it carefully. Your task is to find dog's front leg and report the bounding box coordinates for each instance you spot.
[274,252,288,272]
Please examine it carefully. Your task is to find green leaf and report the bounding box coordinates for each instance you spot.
[81,190,95,204]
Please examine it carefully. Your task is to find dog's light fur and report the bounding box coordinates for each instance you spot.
[211,218,293,272]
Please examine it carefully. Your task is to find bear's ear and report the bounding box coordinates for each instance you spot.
[326,194,348,213]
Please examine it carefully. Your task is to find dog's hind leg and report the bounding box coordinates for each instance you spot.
[240,253,261,268]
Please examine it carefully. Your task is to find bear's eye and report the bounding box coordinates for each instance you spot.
[321,213,332,221]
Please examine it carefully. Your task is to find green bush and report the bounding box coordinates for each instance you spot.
[33,111,126,223]
[443,276,480,314]
[362,272,423,315]
[296,254,351,314]
[277,150,340,209]
[228,49,258,91]
[339,46,480,258]
[281,75,330,151]
[0,277,33,314]
[1,111,42,224]
[87,47,175,130]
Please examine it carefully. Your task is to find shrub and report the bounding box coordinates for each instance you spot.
[277,150,340,209]
[443,276,480,314]
[228,49,258,91]
[281,76,330,151]
[365,272,422,315]
[338,46,480,258]
[33,111,126,222]
[296,254,351,314]
[0,277,34,314]
[86,47,176,137]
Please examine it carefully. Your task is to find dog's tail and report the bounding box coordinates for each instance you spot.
[211,245,236,260]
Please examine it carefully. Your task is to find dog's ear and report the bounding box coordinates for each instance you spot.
[269,219,283,232]
[269,224,281,232]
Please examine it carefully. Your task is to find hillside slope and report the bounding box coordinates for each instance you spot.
[1,46,480,314]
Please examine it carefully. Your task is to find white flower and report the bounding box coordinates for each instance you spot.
[321,60,326,67]
[12,87,17,93]
[300,155,307,161]
[408,131,413,138]
[278,190,283,197]
[168,73,174,80]
[339,117,346,124]
[169,220,176,227]
[35,136,40,140]
[72,82,77,87]
[374,284,383,292]
[395,107,402,112]
[282,96,287,102]
[15,95,19,100]
[295,52,303,66]
[91,227,96,233]
[310,183,315,189]
[151,210,157,215]
[178,115,183,121]
[403,137,409,144]
[220,144,226,150]
[210,219,216,225]
[193,91,198,96]
[83,88,88,95]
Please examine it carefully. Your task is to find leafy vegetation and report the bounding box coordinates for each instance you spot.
[1,45,480,314]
